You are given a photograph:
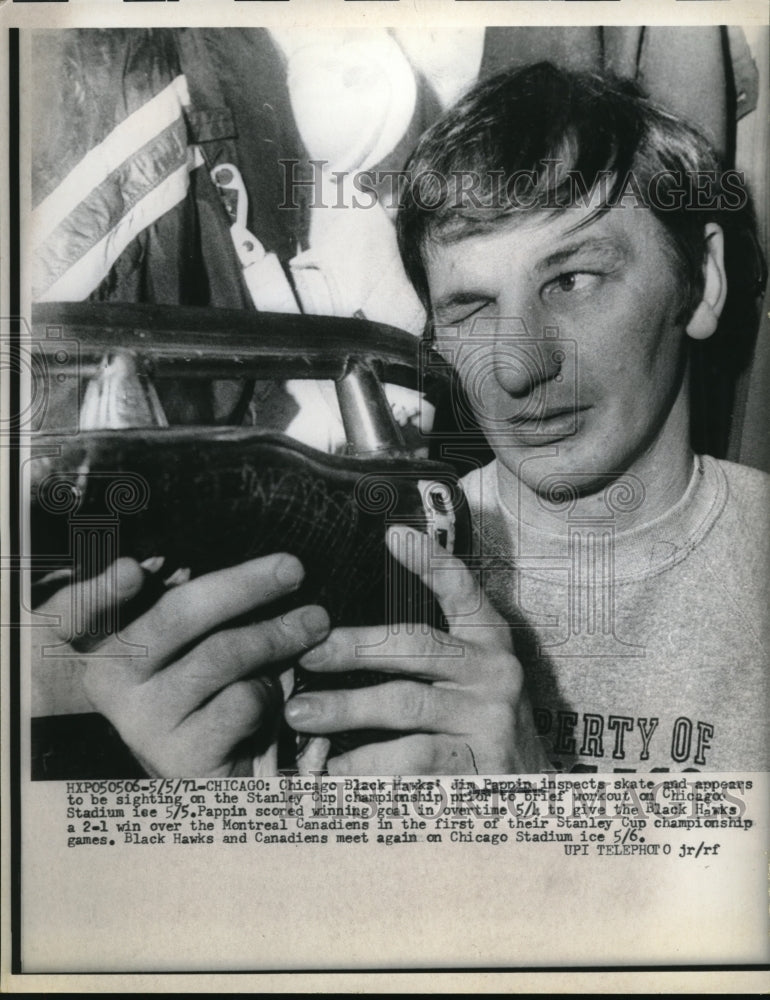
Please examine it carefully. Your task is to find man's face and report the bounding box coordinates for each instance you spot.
[425,204,692,497]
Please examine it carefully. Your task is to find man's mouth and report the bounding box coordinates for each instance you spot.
[508,405,586,434]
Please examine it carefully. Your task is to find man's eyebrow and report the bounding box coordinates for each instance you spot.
[535,237,626,273]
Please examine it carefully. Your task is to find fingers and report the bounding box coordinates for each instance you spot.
[298,624,465,681]
[105,553,306,670]
[38,558,146,643]
[86,602,329,714]
[153,605,330,710]
[285,680,471,736]
[193,676,279,745]
[75,554,336,778]
[386,526,510,644]
[326,734,480,776]
[123,676,276,778]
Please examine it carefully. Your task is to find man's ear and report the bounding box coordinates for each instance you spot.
[685,223,727,341]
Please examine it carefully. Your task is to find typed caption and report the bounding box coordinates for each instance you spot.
[61,774,755,858]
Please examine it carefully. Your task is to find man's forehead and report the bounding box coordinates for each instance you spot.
[425,174,612,245]
[423,202,659,274]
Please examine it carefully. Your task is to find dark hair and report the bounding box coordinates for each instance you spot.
[396,61,765,336]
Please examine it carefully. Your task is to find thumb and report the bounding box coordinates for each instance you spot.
[385,525,509,643]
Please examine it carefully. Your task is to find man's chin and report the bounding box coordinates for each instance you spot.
[493,441,638,499]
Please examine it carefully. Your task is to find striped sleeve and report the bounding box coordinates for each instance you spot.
[30,30,204,303]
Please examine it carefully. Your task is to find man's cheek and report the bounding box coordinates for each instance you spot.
[433,344,492,418]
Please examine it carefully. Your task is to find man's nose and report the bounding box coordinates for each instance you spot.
[490,316,564,398]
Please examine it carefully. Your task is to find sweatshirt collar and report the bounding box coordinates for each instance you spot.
[479,455,727,583]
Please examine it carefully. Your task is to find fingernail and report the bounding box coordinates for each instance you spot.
[275,556,304,590]
[164,566,191,586]
[299,641,329,666]
[285,696,315,724]
[140,556,165,574]
[300,606,329,641]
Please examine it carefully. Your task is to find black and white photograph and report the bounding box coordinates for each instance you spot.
[2,0,769,991]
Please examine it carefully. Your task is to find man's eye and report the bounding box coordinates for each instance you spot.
[436,300,493,326]
[543,272,598,297]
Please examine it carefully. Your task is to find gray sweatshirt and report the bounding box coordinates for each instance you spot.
[462,455,770,772]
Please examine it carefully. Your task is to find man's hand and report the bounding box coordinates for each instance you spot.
[285,526,550,775]
[34,555,330,777]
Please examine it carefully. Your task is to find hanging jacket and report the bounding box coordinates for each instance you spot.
[31,28,305,311]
